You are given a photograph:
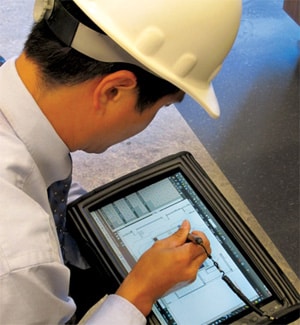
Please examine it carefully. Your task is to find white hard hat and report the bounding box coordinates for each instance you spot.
[34,0,242,118]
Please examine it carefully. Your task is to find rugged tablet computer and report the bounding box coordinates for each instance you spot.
[67,152,299,324]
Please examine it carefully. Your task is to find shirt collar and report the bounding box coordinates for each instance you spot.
[0,58,71,187]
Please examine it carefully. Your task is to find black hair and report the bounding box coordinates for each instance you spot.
[24,11,179,112]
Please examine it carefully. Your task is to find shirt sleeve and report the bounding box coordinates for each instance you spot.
[79,294,147,325]
[0,262,76,324]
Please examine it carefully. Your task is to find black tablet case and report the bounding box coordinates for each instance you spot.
[67,151,300,324]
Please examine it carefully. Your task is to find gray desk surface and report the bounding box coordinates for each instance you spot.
[72,105,299,293]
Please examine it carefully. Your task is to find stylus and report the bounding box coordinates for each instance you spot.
[187,232,276,321]
[186,233,203,246]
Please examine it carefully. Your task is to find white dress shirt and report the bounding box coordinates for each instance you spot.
[0,59,146,325]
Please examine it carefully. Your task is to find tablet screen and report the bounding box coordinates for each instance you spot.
[89,171,273,324]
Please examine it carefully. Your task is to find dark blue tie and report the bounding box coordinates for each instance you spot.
[47,175,72,261]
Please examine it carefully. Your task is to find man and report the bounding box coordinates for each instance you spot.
[0,0,241,323]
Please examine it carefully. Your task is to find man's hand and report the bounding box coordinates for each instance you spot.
[116,219,211,316]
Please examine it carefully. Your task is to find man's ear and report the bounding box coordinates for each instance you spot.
[93,70,137,109]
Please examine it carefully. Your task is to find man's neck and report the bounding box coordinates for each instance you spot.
[15,53,98,152]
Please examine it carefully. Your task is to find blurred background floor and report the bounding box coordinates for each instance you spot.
[177,0,300,277]
[0,0,299,278]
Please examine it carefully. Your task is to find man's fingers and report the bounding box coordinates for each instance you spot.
[154,220,211,256]
[167,219,191,246]
[176,229,210,266]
